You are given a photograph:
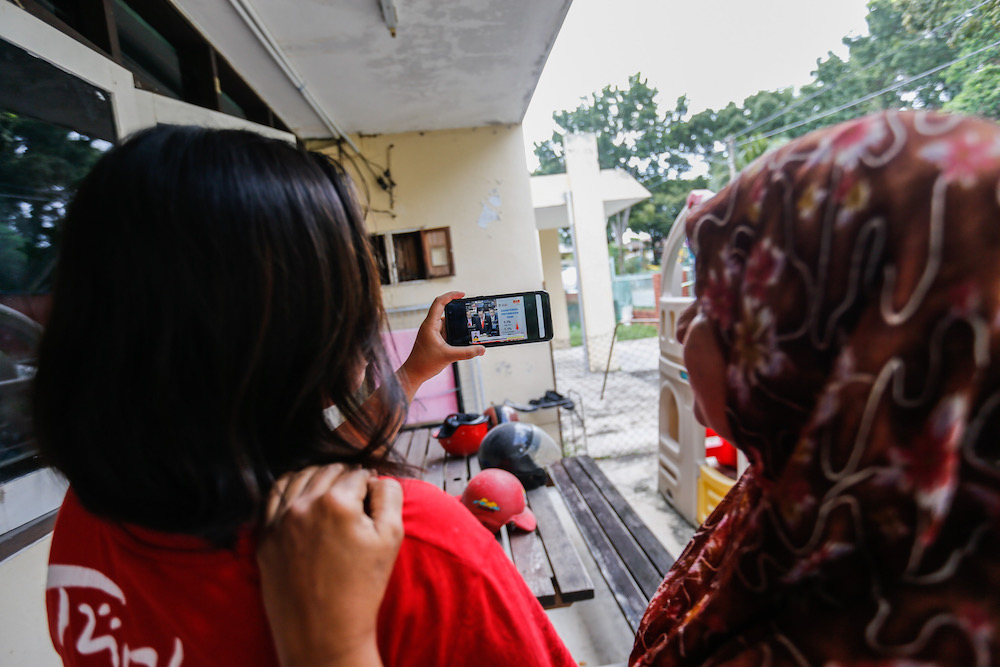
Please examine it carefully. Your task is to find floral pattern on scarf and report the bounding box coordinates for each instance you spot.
[631,111,1000,667]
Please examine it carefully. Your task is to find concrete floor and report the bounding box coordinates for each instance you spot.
[554,338,661,461]
[542,453,696,666]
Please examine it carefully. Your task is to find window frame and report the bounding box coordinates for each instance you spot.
[16,0,290,133]
[0,3,296,555]
[371,226,455,285]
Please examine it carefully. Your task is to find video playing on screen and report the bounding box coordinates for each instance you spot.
[464,296,528,344]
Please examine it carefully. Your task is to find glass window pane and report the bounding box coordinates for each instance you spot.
[0,39,116,481]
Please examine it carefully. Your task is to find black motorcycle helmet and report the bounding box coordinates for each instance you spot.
[477,422,561,490]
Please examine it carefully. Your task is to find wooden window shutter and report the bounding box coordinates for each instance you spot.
[421,227,454,278]
[393,231,425,282]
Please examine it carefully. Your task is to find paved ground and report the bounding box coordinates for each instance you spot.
[553,337,661,460]
[546,338,701,664]
[543,453,697,665]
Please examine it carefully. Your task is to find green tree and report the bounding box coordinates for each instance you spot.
[533,74,691,181]
[0,112,109,292]
[534,0,1000,267]
[627,176,709,266]
[533,77,706,270]
[677,0,1000,190]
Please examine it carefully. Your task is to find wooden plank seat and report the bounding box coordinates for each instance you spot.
[393,426,595,608]
[549,455,676,633]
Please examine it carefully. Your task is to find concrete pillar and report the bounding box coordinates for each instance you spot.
[538,228,571,349]
[565,134,617,372]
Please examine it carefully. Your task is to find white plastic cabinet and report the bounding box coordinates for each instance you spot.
[656,191,712,524]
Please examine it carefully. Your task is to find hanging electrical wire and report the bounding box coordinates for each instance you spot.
[335,145,396,217]
[734,36,1000,148]
[730,0,994,142]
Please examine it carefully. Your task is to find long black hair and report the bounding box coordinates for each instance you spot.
[33,125,407,546]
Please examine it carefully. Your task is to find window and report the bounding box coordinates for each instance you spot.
[370,227,454,284]
[0,38,116,483]
[19,0,291,133]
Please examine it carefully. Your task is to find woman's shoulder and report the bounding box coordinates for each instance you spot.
[380,478,575,667]
[391,476,515,567]
[393,477,485,539]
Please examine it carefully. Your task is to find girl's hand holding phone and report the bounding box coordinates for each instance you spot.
[400,291,485,390]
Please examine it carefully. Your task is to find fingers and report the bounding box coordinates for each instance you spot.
[264,465,328,529]
[426,291,465,322]
[464,344,486,359]
[265,463,368,530]
[265,475,291,527]
[323,467,374,514]
[367,477,404,543]
[300,463,348,498]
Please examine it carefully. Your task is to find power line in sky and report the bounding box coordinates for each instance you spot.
[730,0,993,143]
[734,36,1000,148]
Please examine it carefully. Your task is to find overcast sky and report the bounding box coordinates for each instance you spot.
[522,0,871,167]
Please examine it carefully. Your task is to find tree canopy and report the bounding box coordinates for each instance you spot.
[533,0,1000,268]
[0,113,109,292]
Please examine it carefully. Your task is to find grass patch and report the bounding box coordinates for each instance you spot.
[616,323,658,340]
[568,322,657,347]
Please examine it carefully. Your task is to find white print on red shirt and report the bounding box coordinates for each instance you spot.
[47,564,184,667]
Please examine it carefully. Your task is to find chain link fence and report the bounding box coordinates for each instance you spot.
[554,322,661,460]
[551,270,664,459]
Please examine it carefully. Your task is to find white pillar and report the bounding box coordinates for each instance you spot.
[565,134,617,372]
[538,228,571,349]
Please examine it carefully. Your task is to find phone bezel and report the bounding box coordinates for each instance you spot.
[444,291,554,348]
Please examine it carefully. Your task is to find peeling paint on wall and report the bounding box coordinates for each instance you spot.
[477,187,502,229]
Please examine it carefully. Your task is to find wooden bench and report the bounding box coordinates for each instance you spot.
[393,427,595,608]
[549,455,676,633]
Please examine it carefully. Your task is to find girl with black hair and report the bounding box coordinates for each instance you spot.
[37,125,574,667]
[272,111,1000,666]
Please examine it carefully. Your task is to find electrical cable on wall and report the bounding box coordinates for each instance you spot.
[337,145,396,218]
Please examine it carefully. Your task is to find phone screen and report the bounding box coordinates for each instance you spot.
[445,292,553,347]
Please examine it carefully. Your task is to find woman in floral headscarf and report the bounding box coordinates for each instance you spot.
[631,110,1000,666]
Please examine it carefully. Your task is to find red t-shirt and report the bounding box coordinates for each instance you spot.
[46,478,575,667]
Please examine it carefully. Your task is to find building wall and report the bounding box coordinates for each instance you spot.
[2,7,560,659]
[0,5,292,662]
[331,127,558,433]
[538,228,571,349]
[0,537,57,666]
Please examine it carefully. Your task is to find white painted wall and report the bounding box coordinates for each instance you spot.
[539,228,571,349]
[336,126,558,435]
[0,537,58,666]
[564,134,617,372]
[1,7,563,659]
[0,5,294,660]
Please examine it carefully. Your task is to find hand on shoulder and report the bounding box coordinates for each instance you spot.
[257,464,403,667]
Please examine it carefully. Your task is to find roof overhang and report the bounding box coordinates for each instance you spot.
[172,0,573,139]
[532,170,652,230]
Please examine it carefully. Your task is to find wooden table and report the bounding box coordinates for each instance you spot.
[393,426,595,608]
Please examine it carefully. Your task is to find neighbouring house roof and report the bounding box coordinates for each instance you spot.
[173,0,573,139]
[531,169,652,230]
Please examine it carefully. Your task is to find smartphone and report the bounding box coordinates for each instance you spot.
[444,291,554,347]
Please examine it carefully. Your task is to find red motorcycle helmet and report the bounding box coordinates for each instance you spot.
[460,468,536,534]
[434,413,488,456]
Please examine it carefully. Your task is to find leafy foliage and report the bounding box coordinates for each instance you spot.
[532,0,1000,265]
[534,74,691,181]
[0,113,109,292]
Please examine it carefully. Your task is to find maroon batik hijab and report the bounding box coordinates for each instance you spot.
[631,111,1000,666]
